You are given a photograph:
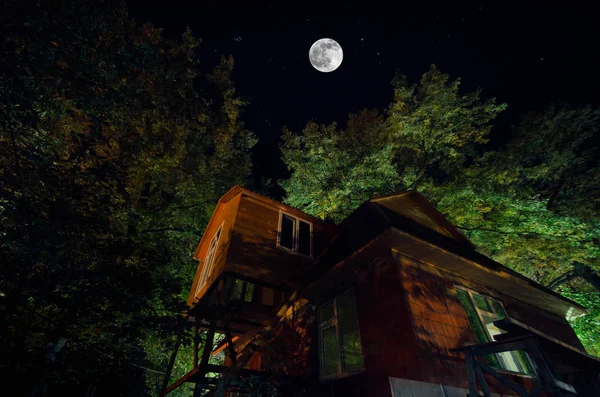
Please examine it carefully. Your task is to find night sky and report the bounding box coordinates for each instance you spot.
[126,0,600,188]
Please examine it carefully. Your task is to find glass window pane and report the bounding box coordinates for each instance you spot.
[298,221,311,255]
[322,326,339,376]
[337,292,363,372]
[244,282,255,303]
[319,302,334,324]
[498,351,522,373]
[280,215,295,249]
[515,350,536,375]
[456,289,489,344]
[490,300,506,319]
[231,279,243,300]
[456,288,500,368]
[472,293,492,312]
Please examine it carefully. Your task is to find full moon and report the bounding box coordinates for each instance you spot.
[309,38,343,73]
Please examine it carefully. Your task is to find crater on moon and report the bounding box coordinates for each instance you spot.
[309,38,343,73]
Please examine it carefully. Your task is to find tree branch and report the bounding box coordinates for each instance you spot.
[547,270,577,290]
[455,225,571,238]
[140,227,200,236]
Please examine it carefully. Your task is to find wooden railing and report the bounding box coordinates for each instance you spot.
[451,335,577,397]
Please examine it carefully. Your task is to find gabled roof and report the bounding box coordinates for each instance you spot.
[371,190,475,250]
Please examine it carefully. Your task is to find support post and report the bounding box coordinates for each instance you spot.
[465,352,479,397]
[162,331,182,392]
[201,317,217,368]
[193,323,200,368]
[524,338,563,397]
[193,317,217,397]
[474,361,491,397]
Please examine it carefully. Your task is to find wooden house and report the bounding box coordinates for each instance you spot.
[161,186,600,397]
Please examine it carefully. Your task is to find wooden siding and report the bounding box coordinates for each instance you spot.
[388,250,585,350]
[246,302,317,377]
[354,251,542,395]
[225,195,334,290]
[187,192,242,306]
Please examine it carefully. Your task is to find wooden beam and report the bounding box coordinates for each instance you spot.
[161,332,182,393]
[193,324,199,368]
[450,335,529,357]
[477,361,530,397]
[200,319,216,369]
[473,361,492,397]
[160,366,200,397]
[465,353,479,397]
[495,317,600,367]
[212,336,239,356]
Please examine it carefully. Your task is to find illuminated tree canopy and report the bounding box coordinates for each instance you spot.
[280,67,600,355]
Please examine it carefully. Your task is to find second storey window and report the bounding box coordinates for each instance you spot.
[195,224,223,297]
[318,289,364,378]
[455,286,535,375]
[278,212,312,256]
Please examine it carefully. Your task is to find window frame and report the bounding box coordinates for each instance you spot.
[455,285,536,376]
[317,288,364,380]
[195,222,224,297]
[277,210,313,258]
[231,279,255,303]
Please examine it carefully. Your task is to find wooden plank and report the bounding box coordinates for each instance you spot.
[160,366,200,397]
[450,335,530,356]
[161,333,182,393]
[200,319,216,369]
[473,361,492,397]
[477,361,530,397]
[193,324,199,368]
[465,353,479,397]
[495,317,600,367]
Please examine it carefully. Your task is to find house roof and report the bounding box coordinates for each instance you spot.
[192,186,587,319]
[301,191,587,319]
[371,190,476,250]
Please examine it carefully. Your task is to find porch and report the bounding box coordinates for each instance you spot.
[451,318,600,397]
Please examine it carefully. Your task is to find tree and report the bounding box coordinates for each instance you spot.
[280,69,600,355]
[0,0,255,394]
[433,105,600,355]
[280,65,506,222]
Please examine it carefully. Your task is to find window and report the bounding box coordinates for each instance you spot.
[195,224,223,297]
[455,287,535,375]
[231,279,255,303]
[277,212,312,256]
[318,289,364,378]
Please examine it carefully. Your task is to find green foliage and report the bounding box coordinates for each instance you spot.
[0,0,254,394]
[560,287,600,356]
[280,65,505,222]
[280,67,600,355]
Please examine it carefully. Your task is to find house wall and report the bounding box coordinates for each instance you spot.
[237,246,587,397]
[187,192,242,306]
[246,302,317,377]
[226,195,334,290]
[351,250,584,396]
